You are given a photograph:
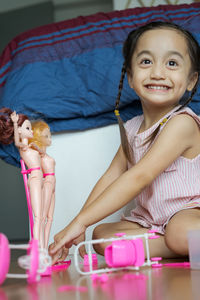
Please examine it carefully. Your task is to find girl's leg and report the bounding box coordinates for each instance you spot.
[165,208,200,255]
[92,220,181,258]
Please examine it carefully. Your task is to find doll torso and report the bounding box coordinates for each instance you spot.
[41,153,55,173]
[19,146,41,169]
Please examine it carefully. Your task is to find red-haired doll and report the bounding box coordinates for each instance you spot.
[0,108,43,245]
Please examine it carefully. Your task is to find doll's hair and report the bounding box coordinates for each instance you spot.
[115,21,200,163]
[0,107,28,145]
[28,120,50,148]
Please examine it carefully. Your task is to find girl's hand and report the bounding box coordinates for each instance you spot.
[48,217,86,264]
[10,111,19,123]
[72,232,87,258]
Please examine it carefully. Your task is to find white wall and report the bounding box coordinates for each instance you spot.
[113,0,194,10]
[47,124,130,252]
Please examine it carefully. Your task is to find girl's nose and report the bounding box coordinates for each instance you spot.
[150,64,166,79]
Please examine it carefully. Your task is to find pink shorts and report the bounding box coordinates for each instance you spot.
[122,201,200,235]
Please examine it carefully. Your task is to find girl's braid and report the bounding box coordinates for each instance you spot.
[115,63,126,111]
[114,63,133,164]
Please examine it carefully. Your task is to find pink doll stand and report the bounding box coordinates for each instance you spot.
[74,231,161,275]
[0,233,10,285]
[20,159,34,239]
[0,233,51,285]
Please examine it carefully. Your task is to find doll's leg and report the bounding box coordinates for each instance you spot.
[93,220,179,259]
[165,208,200,256]
[44,191,55,249]
[42,178,55,249]
[29,175,43,243]
[39,196,45,249]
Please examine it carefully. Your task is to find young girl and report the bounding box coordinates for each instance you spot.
[49,21,200,264]
[0,108,43,243]
[29,121,56,250]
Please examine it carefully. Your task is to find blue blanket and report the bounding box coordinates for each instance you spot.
[0,3,200,166]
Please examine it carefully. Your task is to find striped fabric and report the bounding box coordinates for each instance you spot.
[0,3,199,166]
[123,107,200,234]
[1,3,200,82]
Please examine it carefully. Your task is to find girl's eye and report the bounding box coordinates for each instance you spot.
[168,60,178,67]
[141,59,151,65]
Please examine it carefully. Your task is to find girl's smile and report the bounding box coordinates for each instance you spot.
[144,84,171,92]
[128,28,197,111]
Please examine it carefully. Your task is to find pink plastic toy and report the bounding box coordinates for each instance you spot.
[52,260,71,272]
[105,238,145,268]
[84,254,98,266]
[0,233,51,285]
[163,262,190,267]
[74,231,160,275]
[152,262,190,268]
[58,285,88,292]
[0,233,10,285]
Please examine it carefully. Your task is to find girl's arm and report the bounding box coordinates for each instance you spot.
[79,114,199,225]
[50,114,198,260]
[49,145,127,262]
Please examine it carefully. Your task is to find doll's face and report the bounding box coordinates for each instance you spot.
[41,127,51,146]
[19,120,33,139]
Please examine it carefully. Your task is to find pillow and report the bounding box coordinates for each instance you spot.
[0,2,199,166]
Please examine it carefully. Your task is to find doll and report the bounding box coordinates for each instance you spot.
[0,108,43,244]
[29,121,56,250]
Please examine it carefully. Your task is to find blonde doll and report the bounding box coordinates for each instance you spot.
[29,121,56,250]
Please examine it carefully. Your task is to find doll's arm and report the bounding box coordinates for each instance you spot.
[29,142,45,156]
[10,112,24,148]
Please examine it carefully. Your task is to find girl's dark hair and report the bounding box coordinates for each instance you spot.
[115,21,200,163]
[0,107,28,144]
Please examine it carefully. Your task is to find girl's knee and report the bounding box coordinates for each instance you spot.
[92,223,108,240]
[165,209,200,255]
[165,222,188,255]
[92,223,114,256]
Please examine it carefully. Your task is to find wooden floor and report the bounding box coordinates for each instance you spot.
[1,252,200,300]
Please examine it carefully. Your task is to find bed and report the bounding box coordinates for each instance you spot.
[0,2,199,245]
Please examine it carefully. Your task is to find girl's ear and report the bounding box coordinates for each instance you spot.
[187,72,198,91]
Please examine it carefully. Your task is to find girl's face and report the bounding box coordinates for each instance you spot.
[19,120,33,139]
[128,28,198,110]
[40,127,51,147]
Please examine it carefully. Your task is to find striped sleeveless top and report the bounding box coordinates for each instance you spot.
[123,106,200,234]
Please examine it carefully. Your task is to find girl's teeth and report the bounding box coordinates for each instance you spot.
[148,85,168,90]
